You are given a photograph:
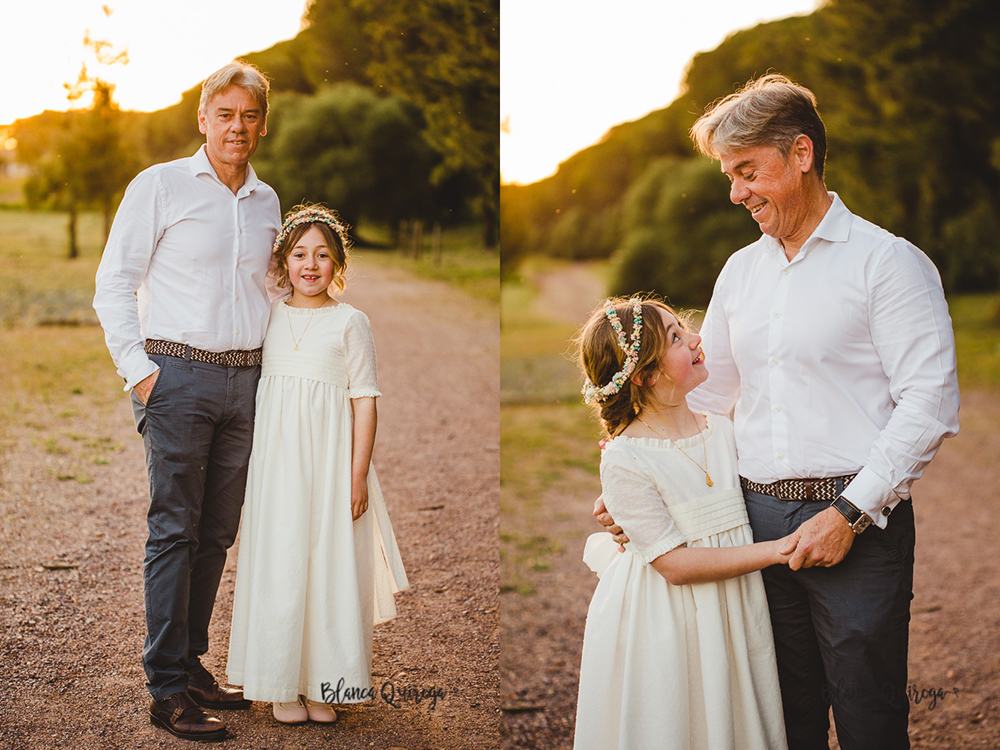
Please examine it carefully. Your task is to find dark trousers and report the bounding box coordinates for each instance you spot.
[131,353,260,699]
[744,484,915,750]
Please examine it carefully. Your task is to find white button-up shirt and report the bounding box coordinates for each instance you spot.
[688,193,960,528]
[94,146,281,390]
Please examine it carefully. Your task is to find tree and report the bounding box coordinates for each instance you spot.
[15,25,137,257]
[357,0,499,247]
[255,84,438,237]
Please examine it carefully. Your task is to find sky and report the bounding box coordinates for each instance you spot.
[0,0,310,126]
[501,0,821,185]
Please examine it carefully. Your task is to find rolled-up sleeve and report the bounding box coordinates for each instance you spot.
[601,447,687,564]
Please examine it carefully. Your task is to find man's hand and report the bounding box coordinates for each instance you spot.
[786,506,856,571]
[593,494,630,551]
[132,370,160,405]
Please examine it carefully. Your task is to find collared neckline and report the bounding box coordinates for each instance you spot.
[761,191,852,262]
[189,144,260,196]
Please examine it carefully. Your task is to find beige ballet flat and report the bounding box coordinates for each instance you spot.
[303,697,337,723]
[272,698,308,724]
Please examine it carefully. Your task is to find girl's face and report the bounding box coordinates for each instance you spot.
[651,308,707,401]
[287,225,336,303]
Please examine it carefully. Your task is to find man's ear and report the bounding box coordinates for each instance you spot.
[198,109,208,135]
[792,134,814,174]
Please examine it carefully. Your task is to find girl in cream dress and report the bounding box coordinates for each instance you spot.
[228,206,407,724]
[573,298,788,750]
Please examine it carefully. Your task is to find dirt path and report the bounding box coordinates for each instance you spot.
[501,263,1000,749]
[0,257,499,749]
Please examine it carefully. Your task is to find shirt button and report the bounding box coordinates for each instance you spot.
[777,453,785,460]
[771,358,780,366]
[783,269,790,275]
[773,312,781,319]
[774,405,782,413]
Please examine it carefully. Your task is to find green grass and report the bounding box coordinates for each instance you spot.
[500,276,582,404]
[949,294,1000,391]
[0,208,106,325]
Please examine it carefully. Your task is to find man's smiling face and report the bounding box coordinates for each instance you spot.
[721,143,811,245]
[198,85,266,174]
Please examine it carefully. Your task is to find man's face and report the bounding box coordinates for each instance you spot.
[198,85,266,172]
[720,143,810,244]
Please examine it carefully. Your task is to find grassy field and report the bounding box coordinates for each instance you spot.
[499,258,1000,596]
[0,209,106,326]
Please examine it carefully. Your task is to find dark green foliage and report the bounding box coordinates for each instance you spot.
[253,84,437,234]
[612,159,758,306]
[360,0,500,247]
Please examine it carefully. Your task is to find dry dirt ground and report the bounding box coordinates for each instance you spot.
[501,269,1000,749]
[0,258,499,749]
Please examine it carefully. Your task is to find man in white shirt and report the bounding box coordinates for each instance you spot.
[94,61,281,742]
[598,74,959,749]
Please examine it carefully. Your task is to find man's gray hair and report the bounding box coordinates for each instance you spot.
[199,61,270,117]
[690,74,828,180]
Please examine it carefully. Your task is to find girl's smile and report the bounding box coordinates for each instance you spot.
[287,226,335,307]
[652,308,708,400]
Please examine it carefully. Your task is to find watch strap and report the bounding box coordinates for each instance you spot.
[831,495,872,534]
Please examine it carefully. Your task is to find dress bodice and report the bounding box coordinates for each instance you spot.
[262,300,380,398]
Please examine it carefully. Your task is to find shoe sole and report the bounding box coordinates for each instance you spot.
[190,697,253,710]
[149,713,230,742]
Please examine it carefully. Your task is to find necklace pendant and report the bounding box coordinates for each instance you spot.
[706,475,714,487]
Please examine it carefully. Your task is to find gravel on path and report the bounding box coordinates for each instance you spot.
[0,256,499,750]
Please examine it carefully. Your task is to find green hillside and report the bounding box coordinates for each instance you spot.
[501,0,1000,305]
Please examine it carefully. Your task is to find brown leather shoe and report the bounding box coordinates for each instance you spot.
[187,667,252,710]
[149,691,228,742]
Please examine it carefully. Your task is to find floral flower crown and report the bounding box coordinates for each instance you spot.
[582,298,644,405]
[272,205,350,255]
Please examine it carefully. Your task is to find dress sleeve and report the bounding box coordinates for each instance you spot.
[344,310,381,399]
[601,447,687,565]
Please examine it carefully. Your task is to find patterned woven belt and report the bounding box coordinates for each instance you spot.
[145,339,263,367]
[740,474,857,502]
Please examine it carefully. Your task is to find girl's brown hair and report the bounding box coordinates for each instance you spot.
[576,297,686,438]
[273,219,350,293]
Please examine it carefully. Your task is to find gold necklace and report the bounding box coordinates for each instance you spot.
[635,414,713,486]
[287,308,316,351]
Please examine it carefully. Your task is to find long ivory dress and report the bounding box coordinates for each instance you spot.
[574,414,786,750]
[228,300,408,703]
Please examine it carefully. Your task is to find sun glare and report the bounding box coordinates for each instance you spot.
[1,0,308,125]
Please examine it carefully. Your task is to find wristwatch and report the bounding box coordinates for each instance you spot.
[831,495,872,534]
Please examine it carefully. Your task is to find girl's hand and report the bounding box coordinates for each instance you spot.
[774,533,800,565]
[351,480,369,521]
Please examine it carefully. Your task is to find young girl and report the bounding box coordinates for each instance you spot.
[227,205,408,724]
[573,297,789,750]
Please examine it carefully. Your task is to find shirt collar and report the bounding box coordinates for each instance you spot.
[189,144,260,195]
[760,191,853,258]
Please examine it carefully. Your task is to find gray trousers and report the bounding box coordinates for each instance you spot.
[744,482,915,750]
[131,352,260,699]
